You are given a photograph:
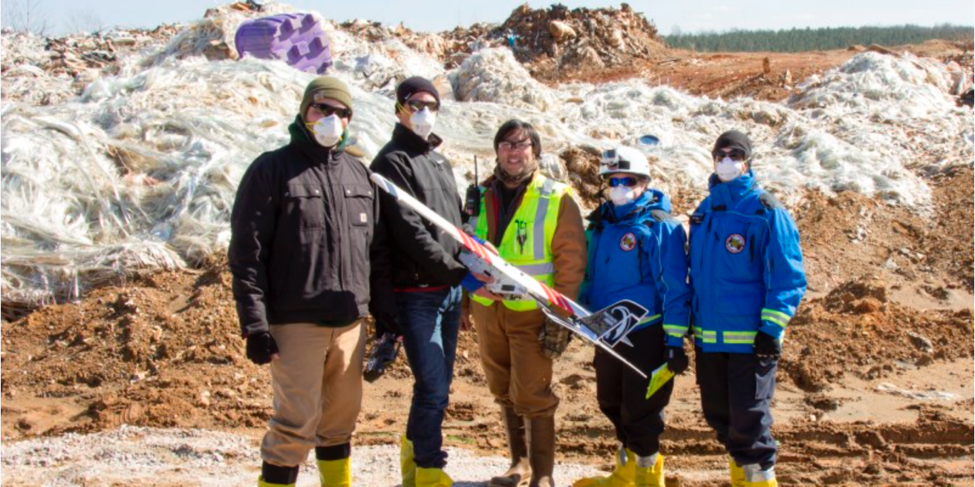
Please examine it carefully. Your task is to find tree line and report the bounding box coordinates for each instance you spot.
[664,24,973,53]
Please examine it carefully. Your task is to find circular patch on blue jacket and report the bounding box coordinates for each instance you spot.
[619,232,637,251]
[725,234,746,253]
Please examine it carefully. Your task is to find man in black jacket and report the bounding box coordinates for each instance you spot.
[370,76,472,487]
[229,76,393,487]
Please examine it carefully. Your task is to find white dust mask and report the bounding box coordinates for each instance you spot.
[410,108,436,139]
[715,157,744,182]
[609,186,637,206]
[307,114,343,147]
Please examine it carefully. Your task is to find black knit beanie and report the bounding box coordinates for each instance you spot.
[713,130,753,160]
[396,76,441,107]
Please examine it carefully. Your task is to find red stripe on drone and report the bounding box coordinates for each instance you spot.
[541,284,572,313]
[556,293,573,313]
[459,230,488,260]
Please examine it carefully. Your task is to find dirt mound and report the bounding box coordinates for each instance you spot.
[794,168,974,294]
[1,263,267,435]
[0,257,485,439]
[782,276,974,392]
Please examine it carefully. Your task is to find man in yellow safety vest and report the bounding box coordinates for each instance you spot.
[462,119,587,487]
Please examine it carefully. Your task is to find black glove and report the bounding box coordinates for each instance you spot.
[246,331,279,365]
[753,331,782,359]
[374,312,401,338]
[666,346,688,375]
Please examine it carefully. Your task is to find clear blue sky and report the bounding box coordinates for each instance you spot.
[3,0,973,36]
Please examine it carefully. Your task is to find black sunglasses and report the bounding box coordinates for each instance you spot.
[712,149,747,161]
[405,100,440,112]
[311,103,352,119]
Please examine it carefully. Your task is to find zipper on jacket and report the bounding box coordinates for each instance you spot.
[323,149,345,291]
[749,233,755,263]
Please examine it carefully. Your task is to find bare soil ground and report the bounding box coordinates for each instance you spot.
[539,39,974,103]
[3,169,971,486]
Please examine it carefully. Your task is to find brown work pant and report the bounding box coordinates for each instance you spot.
[471,302,559,418]
[261,320,366,467]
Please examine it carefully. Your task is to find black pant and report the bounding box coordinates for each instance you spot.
[594,325,672,457]
[695,348,778,468]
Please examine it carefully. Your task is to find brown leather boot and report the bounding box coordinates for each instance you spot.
[489,407,532,487]
[526,416,556,487]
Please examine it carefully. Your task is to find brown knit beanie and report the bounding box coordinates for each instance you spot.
[299,76,353,122]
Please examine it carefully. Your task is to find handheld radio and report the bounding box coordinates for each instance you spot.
[464,155,480,218]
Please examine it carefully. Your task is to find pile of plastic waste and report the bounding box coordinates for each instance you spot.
[2,2,971,311]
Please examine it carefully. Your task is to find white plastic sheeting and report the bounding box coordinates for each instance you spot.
[2,12,972,307]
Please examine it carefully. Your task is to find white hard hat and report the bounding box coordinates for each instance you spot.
[599,146,650,178]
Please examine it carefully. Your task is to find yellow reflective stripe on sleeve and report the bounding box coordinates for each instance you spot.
[761,308,791,328]
[693,326,717,344]
[663,324,688,336]
[723,331,758,344]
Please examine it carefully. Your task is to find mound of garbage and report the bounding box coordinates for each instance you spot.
[2,1,972,313]
[492,3,666,73]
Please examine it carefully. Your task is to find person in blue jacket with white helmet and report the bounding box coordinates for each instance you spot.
[690,130,806,487]
[573,146,691,487]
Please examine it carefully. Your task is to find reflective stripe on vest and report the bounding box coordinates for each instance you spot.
[471,175,568,311]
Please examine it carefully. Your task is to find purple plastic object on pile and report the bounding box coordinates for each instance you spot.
[234,13,332,74]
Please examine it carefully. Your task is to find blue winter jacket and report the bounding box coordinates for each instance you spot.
[579,189,691,348]
[689,171,807,353]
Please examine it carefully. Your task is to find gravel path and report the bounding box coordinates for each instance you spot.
[1,426,603,486]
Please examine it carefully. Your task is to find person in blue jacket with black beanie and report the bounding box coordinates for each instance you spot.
[573,146,691,487]
[690,130,806,487]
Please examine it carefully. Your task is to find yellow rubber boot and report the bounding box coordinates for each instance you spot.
[258,476,294,487]
[729,457,746,487]
[572,446,635,486]
[634,453,664,487]
[416,467,454,487]
[317,457,351,487]
[742,464,778,487]
[401,435,418,487]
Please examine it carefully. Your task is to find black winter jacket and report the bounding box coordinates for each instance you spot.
[229,119,394,336]
[370,124,468,290]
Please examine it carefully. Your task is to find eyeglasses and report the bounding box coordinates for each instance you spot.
[608,176,639,187]
[498,139,532,151]
[310,103,352,119]
[712,149,747,161]
[405,100,440,112]
[601,149,632,171]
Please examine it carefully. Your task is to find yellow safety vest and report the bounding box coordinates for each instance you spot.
[470,174,570,311]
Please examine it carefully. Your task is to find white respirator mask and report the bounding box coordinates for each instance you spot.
[715,156,745,182]
[410,108,436,139]
[609,186,637,206]
[307,114,343,148]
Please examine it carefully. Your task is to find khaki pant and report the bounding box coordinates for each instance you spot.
[471,302,558,418]
[261,320,366,467]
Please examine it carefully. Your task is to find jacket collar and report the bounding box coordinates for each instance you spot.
[708,170,758,209]
[392,123,443,154]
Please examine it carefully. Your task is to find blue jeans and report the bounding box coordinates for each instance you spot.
[396,286,461,469]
